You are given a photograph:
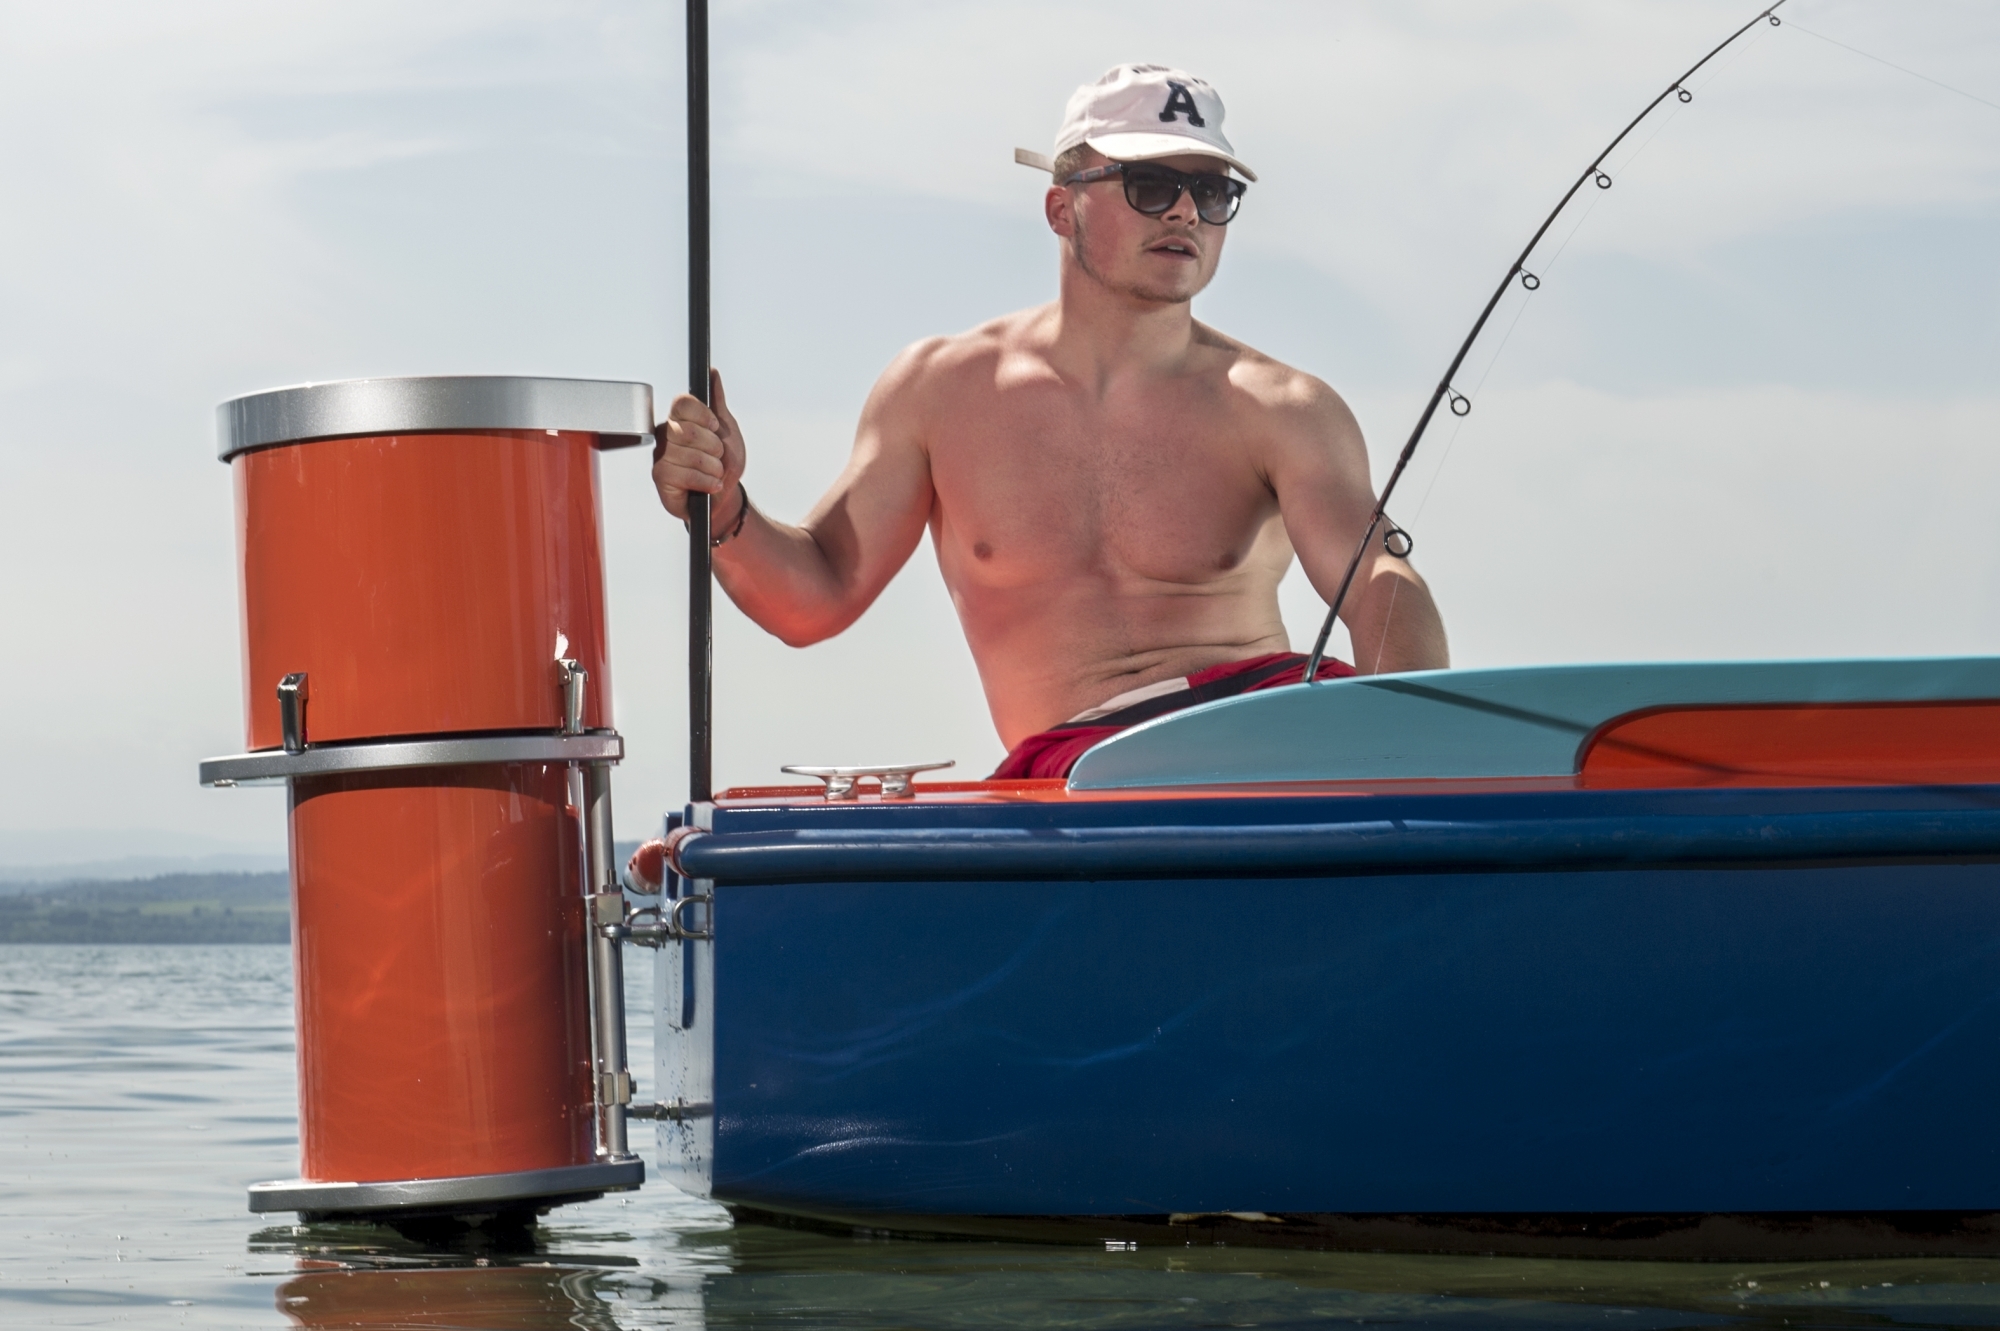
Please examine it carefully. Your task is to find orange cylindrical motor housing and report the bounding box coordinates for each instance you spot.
[234,429,610,751]
[219,376,651,1202]
[289,764,595,1183]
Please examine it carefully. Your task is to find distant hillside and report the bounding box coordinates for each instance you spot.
[0,872,290,944]
[0,846,650,944]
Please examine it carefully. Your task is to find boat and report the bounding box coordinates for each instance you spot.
[649,657,2000,1257]
[636,4,2000,1255]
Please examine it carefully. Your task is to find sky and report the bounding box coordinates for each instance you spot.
[0,0,1994,866]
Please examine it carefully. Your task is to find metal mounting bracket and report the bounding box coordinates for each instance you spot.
[627,1099,714,1122]
[277,673,309,754]
[612,894,713,947]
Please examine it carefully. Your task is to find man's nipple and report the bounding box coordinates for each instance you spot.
[973,541,994,561]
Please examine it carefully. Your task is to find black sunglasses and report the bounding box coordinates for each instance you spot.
[1060,161,1246,226]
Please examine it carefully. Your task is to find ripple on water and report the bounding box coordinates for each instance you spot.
[9,943,2000,1328]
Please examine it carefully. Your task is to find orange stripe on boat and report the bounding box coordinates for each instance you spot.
[1579,701,2000,789]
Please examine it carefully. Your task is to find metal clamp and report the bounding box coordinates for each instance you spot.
[626,1099,713,1122]
[557,659,587,735]
[666,894,714,942]
[664,887,712,939]
[780,760,955,801]
[277,673,309,754]
[615,908,668,948]
[610,893,713,947]
[576,762,633,1163]
[200,731,622,786]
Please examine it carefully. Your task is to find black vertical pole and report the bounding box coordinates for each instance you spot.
[685,0,713,803]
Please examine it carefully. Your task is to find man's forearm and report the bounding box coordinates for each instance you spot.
[1342,565,1449,675]
[709,497,860,648]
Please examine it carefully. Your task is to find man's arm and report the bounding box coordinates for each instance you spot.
[651,348,938,648]
[1258,374,1449,675]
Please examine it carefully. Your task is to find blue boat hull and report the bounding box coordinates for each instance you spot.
[682,784,2000,1252]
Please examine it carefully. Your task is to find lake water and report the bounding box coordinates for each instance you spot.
[8,945,2000,1328]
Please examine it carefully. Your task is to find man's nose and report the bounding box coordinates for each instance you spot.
[1161,189,1200,226]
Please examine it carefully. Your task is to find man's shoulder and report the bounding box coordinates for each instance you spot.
[867,308,1052,413]
[895,308,1047,378]
[856,309,1050,440]
[1195,322,1356,429]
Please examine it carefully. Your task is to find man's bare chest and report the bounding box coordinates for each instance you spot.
[925,392,1281,586]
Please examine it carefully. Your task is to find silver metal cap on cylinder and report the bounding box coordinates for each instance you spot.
[216,375,656,461]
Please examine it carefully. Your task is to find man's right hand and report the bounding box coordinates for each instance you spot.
[652,368,746,523]
[643,341,937,651]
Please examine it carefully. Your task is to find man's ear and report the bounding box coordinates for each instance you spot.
[1045,185,1076,238]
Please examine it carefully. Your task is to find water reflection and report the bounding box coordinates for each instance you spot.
[15,945,2000,1329]
[247,1211,2000,1330]
[249,1208,722,1329]
[274,1266,617,1330]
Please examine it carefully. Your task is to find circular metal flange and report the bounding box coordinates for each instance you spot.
[217,375,656,461]
[247,1158,644,1216]
[200,731,622,787]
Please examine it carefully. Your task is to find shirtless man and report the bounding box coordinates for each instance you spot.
[652,63,1448,780]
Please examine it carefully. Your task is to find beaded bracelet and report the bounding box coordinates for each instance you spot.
[687,484,751,548]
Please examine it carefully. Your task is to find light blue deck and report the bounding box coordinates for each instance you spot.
[1066,656,2000,790]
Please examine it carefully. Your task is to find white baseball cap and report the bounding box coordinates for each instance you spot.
[1016,63,1256,182]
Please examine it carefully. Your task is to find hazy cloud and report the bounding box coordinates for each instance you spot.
[0,0,1994,856]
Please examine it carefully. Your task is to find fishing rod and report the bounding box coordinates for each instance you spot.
[1301,0,1793,682]
[687,0,714,802]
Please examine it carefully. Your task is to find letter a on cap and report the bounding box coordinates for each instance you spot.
[1023,64,1257,182]
[1158,81,1206,127]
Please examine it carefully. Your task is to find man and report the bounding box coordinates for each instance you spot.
[653,63,1448,780]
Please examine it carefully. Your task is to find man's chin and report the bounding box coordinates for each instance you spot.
[1108,267,1213,305]
[1125,279,1208,305]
